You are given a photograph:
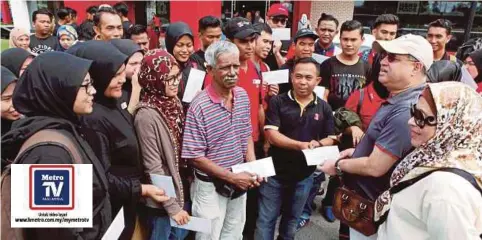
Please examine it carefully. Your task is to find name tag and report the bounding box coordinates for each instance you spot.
[121,102,128,109]
[253,79,261,85]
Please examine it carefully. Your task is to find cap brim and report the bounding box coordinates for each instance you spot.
[373,40,410,55]
[294,33,319,42]
[269,13,288,17]
[234,29,259,39]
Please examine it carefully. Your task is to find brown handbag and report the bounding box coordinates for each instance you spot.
[332,177,378,236]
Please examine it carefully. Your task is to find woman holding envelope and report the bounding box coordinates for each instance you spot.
[134,49,191,240]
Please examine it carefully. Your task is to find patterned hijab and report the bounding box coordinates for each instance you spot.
[137,49,185,158]
[375,82,482,223]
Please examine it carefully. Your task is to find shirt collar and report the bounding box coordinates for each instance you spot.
[287,90,318,105]
[387,83,426,105]
[316,40,334,52]
[207,84,237,104]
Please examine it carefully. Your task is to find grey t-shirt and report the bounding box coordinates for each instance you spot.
[30,35,58,54]
[344,83,426,200]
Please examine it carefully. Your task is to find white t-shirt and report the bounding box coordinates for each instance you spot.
[377,171,482,240]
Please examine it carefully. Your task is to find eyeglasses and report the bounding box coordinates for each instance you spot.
[381,52,419,63]
[80,80,94,93]
[270,17,287,25]
[165,72,182,86]
[410,104,437,128]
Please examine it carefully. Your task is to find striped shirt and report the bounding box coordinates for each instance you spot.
[181,85,252,169]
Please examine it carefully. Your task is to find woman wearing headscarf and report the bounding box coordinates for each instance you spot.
[427,60,478,89]
[1,52,112,239]
[57,25,79,51]
[1,48,35,77]
[464,49,482,93]
[1,66,21,136]
[298,14,312,30]
[375,82,482,240]
[134,49,191,240]
[67,41,144,240]
[110,39,144,114]
[165,22,200,110]
[8,27,31,51]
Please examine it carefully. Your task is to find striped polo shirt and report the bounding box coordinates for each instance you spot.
[181,85,252,170]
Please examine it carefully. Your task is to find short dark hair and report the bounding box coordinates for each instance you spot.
[94,7,119,27]
[293,57,320,77]
[67,7,77,18]
[113,2,128,17]
[373,14,399,30]
[79,21,95,40]
[253,23,272,34]
[86,5,98,15]
[428,18,452,35]
[317,13,339,28]
[56,8,70,20]
[199,16,222,32]
[32,8,53,22]
[126,24,147,39]
[340,20,363,37]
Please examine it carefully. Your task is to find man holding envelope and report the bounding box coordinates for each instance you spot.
[256,57,336,240]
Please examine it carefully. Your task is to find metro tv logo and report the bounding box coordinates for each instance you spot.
[29,165,74,210]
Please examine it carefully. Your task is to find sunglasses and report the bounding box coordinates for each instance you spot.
[410,104,437,128]
[271,17,287,25]
[381,52,419,63]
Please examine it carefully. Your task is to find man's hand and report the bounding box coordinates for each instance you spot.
[339,148,355,159]
[266,83,279,96]
[230,172,259,190]
[350,126,364,146]
[273,40,282,54]
[318,158,337,176]
[172,210,190,225]
[141,184,170,202]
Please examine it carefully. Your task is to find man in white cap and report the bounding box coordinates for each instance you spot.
[319,34,433,240]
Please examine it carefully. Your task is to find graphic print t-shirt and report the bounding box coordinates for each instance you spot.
[30,35,58,54]
[320,56,369,110]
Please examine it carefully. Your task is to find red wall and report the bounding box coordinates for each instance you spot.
[292,1,312,35]
[63,1,136,25]
[170,1,221,50]
[1,0,12,24]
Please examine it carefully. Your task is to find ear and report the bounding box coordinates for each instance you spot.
[446,34,452,43]
[371,28,376,36]
[94,25,100,36]
[206,65,213,75]
[315,76,321,85]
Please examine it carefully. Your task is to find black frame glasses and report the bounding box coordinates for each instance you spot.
[410,104,437,128]
[80,80,94,92]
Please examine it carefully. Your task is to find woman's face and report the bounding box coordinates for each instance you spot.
[173,35,193,63]
[464,56,479,80]
[16,35,30,50]
[59,35,74,50]
[165,65,181,97]
[408,95,437,148]
[19,56,34,77]
[104,64,126,99]
[125,52,143,79]
[1,82,21,121]
[73,73,96,115]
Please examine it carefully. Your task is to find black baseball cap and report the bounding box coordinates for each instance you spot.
[224,17,259,40]
[293,28,319,43]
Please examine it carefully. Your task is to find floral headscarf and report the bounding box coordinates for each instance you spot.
[375,82,482,223]
[137,49,185,161]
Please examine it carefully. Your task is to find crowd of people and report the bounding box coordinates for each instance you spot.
[1,2,482,240]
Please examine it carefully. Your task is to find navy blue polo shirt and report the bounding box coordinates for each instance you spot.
[265,91,335,182]
[345,83,426,200]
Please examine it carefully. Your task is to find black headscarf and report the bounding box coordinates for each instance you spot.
[1,48,34,77]
[110,39,143,59]
[1,66,17,93]
[67,41,128,105]
[469,49,482,83]
[427,60,463,83]
[12,51,92,123]
[165,22,193,57]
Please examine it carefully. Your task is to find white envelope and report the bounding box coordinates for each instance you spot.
[182,68,206,103]
[170,217,212,234]
[102,207,125,240]
[146,174,177,209]
[272,28,291,41]
[314,86,325,99]
[302,146,340,166]
[262,69,289,85]
[231,157,276,178]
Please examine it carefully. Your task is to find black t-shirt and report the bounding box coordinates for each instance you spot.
[30,35,58,54]
[191,49,207,72]
[265,91,335,182]
[320,56,370,110]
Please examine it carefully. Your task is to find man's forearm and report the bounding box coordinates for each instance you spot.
[338,157,373,176]
[275,52,286,67]
[266,129,301,151]
[191,157,235,183]
[246,136,256,162]
[319,137,336,146]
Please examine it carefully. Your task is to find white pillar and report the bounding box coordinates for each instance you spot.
[9,0,31,32]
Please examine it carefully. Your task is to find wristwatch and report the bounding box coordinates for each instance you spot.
[335,159,343,176]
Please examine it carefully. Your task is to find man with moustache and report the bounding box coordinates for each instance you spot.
[314,13,341,57]
[182,40,262,240]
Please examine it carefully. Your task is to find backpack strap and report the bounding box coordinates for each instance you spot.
[357,88,365,115]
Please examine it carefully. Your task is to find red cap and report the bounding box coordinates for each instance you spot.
[267,3,289,17]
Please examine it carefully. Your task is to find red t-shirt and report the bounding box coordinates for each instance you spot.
[345,82,385,130]
[203,61,266,142]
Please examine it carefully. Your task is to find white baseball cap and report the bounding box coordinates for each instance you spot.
[373,34,434,71]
